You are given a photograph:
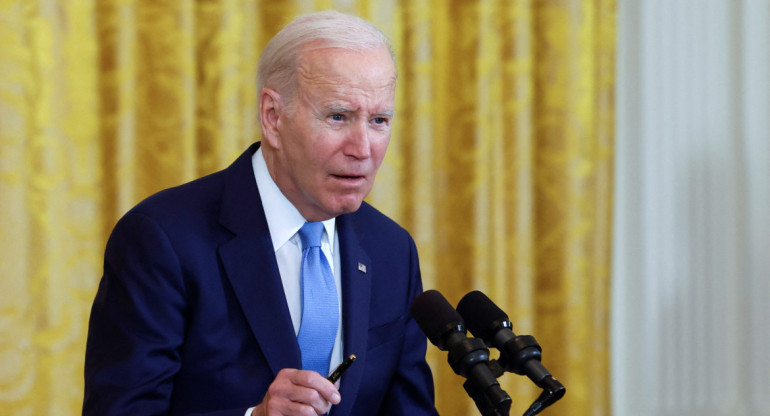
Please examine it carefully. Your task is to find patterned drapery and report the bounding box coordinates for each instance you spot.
[0,1,614,415]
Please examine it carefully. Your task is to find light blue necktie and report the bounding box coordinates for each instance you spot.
[297,222,339,377]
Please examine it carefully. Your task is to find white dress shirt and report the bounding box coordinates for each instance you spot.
[251,146,344,371]
[244,148,344,416]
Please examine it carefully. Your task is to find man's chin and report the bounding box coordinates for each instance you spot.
[302,199,364,222]
[328,195,367,216]
[334,200,365,216]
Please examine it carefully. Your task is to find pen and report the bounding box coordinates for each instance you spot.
[327,354,356,383]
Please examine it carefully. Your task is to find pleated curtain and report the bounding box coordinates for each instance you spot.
[0,1,615,415]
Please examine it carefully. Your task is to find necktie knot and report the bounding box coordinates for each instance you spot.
[298,221,324,249]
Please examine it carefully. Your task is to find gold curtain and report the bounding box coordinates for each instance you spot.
[0,1,614,415]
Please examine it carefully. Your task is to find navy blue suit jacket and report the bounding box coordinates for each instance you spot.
[84,143,438,416]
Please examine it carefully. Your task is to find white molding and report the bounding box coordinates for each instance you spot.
[612,1,770,414]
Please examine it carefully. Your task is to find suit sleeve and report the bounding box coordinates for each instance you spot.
[376,236,440,416]
[83,211,250,416]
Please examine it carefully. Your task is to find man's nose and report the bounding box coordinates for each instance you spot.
[344,121,371,159]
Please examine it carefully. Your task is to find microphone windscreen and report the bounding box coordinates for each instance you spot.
[410,289,464,346]
[456,290,509,341]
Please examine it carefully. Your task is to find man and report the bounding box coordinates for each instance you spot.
[83,11,438,416]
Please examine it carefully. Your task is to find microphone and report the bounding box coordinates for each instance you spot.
[410,290,511,416]
[456,290,565,416]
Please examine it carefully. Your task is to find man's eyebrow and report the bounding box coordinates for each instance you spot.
[322,105,394,118]
[373,110,395,118]
[322,104,351,114]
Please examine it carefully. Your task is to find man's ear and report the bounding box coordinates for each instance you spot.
[259,88,283,147]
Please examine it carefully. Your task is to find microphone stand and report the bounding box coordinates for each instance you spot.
[494,334,566,416]
[448,337,512,416]
[463,377,511,416]
[452,333,566,416]
[522,376,566,416]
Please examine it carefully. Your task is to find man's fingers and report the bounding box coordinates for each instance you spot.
[261,368,340,415]
[287,369,341,405]
[264,397,323,416]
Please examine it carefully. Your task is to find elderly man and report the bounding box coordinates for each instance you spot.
[83,10,438,416]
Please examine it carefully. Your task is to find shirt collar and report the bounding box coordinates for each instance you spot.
[252,146,336,253]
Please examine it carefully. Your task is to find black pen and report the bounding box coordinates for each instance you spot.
[327,354,356,383]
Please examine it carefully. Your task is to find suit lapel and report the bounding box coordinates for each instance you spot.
[217,144,301,377]
[215,144,374,412]
[334,213,371,416]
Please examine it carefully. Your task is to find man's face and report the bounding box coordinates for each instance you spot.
[264,45,396,221]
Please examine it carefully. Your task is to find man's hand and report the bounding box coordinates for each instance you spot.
[251,368,341,416]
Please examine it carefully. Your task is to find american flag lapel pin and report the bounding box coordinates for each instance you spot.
[357,262,367,273]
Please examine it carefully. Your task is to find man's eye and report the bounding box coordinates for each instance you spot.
[330,114,344,122]
[373,117,388,125]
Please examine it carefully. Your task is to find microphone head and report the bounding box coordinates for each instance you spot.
[456,290,510,341]
[410,289,465,349]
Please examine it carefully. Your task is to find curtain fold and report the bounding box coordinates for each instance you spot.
[0,1,614,415]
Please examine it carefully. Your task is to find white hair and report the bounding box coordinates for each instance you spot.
[257,10,395,111]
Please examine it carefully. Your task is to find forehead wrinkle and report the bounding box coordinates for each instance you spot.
[303,83,395,115]
[298,73,395,97]
[296,48,396,89]
[294,49,396,116]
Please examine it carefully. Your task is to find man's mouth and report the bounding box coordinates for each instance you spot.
[333,173,364,179]
[332,174,366,183]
